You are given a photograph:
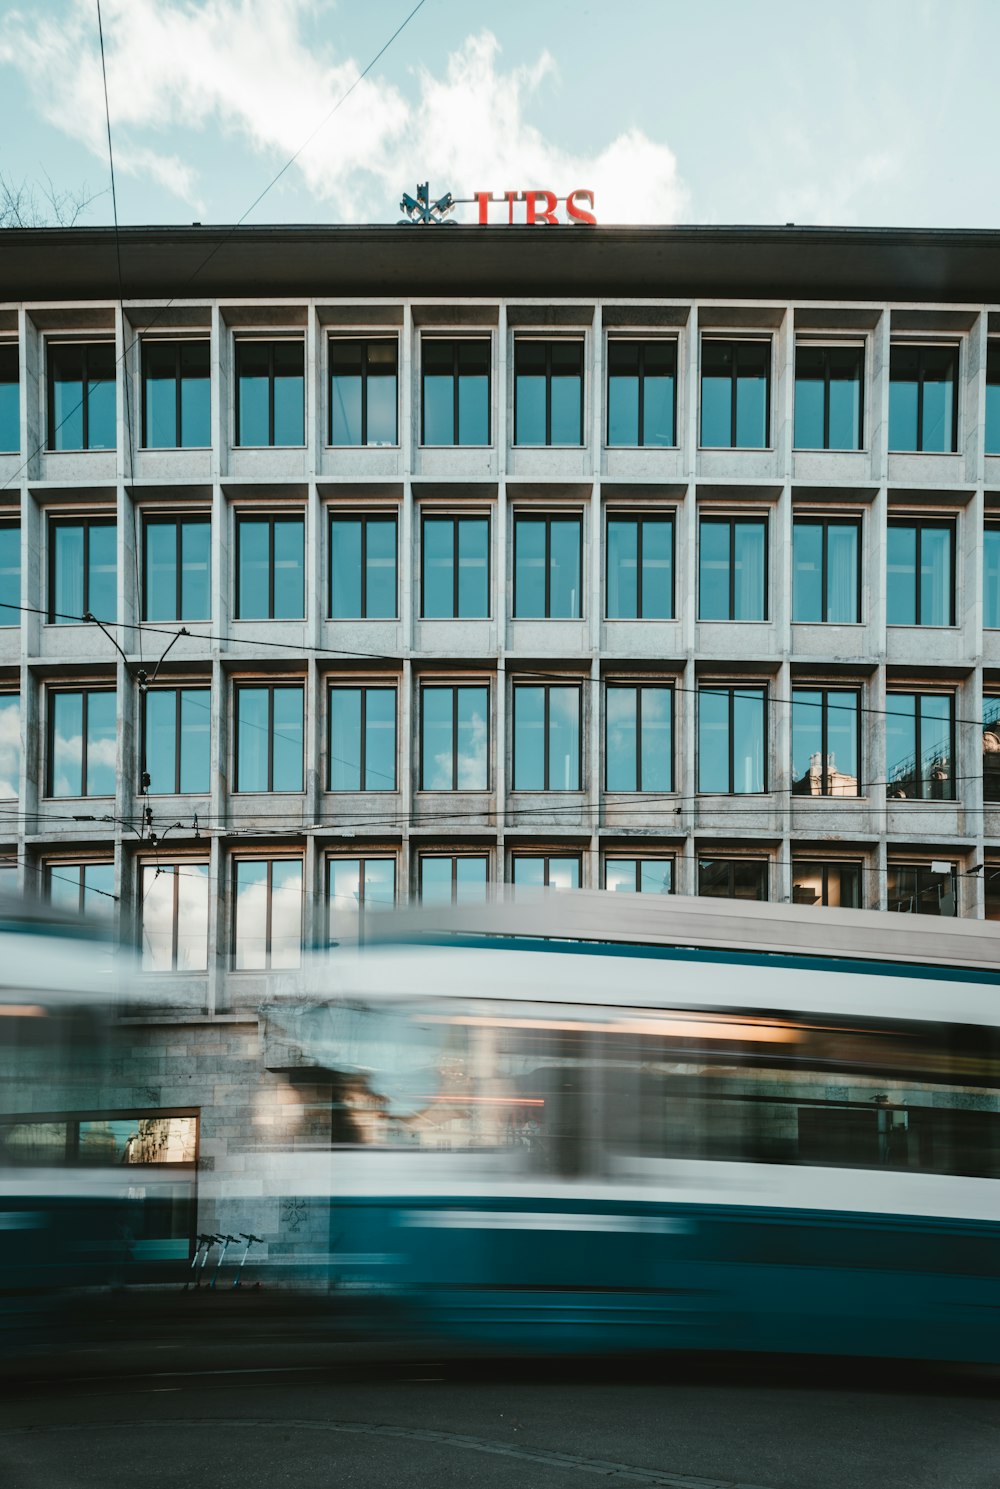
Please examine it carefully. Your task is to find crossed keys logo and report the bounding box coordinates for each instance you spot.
[398,182,456,226]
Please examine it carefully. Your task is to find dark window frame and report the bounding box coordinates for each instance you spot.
[46,686,116,798]
[328,511,398,620]
[984,695,1000,805]
[887,517,956,627]
[234,511,305,621]
[46,339,116,452]
[140,685,211,796]
[140,861,210,970]
[0,518,20,625]
[605,511,675,620]
[697,684,769,795]
[142,513,211,622]
[45,860,115,915]
[888,341,960,453]
[234,337,305,448]
[605,336,678,448]
[231,856,303,970]
[48,513,116,623]
[140,338,211,449]
[420,336,491,446]
[510,853,582,888]
[791,686,862,797]
[511,682,583,792]
[886,861,958,916]
[792,514,863,624]
[512,512,584,619]
[604,682,674,793]
[233,681,304,794]
[326,855,397,922]
[697,856,769,900]
[984,522,1000,628]
[419,682,490,792]
[698,514,769,622]
[418,853,489,903]
[791,859,864,908]
[886,690,956,801]
[0,341,19,453]
[513,337,585,447]
[420,512,491,619]
[327,683,398,793]
[603,857,675,893]
[328,335,399,447]
[793,340,865,451]
[699,337,772,449]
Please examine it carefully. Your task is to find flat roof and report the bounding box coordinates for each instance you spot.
[3,224,1000,303]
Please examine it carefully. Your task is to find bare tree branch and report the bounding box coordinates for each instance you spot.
[0,173,107,228]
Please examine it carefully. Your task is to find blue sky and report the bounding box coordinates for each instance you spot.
[0,0,993,229]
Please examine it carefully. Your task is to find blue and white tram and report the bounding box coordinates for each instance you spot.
[290,893,1000,1361]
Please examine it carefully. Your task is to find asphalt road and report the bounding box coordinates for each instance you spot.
[1,1355,998,1489]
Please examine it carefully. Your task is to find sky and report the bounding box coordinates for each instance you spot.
[0,0,994,230]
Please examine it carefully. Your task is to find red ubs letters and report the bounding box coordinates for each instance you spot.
[473,189,597,226]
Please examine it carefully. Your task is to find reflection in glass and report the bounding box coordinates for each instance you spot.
[47,860,115,917]
[607,340,676,447]
[0,693,19,797]
[329,686,396,792]
[699,518,766,621]
[513,515,581,618]
[48,341,115,451]
[512,856,580,890]
[330,514,397,619]
[0,523,18,623]
[791,689,859,796]
[236,340,304,446]
[984,696,1000,804]
[235,685,303,793]
[889,343,957,452]
[141,863,209,971]
[794,343,863,449]
[328,858,396,926]
[887,863,956,916]
[419,855,488,905]
[700,340,769,448]
[422,339,490,445]
[234,859,301,969]
[50,689,116,797]
[698,858,767,900]
[142,340,210,448]
[51,518,116,624]
[886,692,954,800]
[330,338,398,446]
[792,861,862,908]
[144,688,210,794]
[144,516,210,621]
[985,527,1000,629]
[606,685,672,792]
[420,685,488,791]
[236,515,304,620]
[514,340,583,445]
[421,516,489,618]
[605,858,672,893]
[887,521,952,626]
[698,686,765,794]
[606,515,673,619]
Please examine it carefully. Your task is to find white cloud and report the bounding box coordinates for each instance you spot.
[0,2,687,225]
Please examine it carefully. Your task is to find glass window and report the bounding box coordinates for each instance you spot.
[235,514,304,620]
[421,515,489,618]
[886,692,954,800]
[0,693,19,798]
[512,684,581,791]
[233,858,302,969]
[987,343,1000,456]
[793,343,863,450]
[698,517,767,621]
[235,340,304,447]
[698,858,768,900]
[605,684,673,792]
[328,686,396,792]
[513,514,582,618]
[47,861,115,918]
[698,685,766,794]
[143,515,210,622]
[329,513,397,619]
[48,689,116,797]
[700,339,770,448]
[606,339,676,447]
[886,520,954,626]
[419,855,488,904]
[329,338,398,447]
[888,343,958,452]
[985,525,1000,629]
[49,516,116,624]
[792,861,862,908]
[327,857,396,929]
[792,517,860,623]
[421,338,490,445]
[982,696,1000,805]
[605,858,673,894]
[514,339,584,446]
[0,522,19,624]
[47,341,116,451]
[140,863,209,971]
[234,683,303,793]
[791,689,860,796]
[0,343,18,453]
[887,862,957,916]
[606,514,673,620]
[420,684,489,791]
[142,688,211,795]
[141,340,210,449]
[985,864,1000,921]
[511,855,580,890]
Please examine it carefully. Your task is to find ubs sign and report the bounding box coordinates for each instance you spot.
[398,183,597,227]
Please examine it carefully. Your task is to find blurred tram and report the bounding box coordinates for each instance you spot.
[285,893,1000,1361]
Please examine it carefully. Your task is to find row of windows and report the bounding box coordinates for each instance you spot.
[8,510,1000,628]
[9,682,999,802]
[31,851,1000,973]
[4,335,1000,455]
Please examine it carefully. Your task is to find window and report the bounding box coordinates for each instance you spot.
[698,858,767,900]
[234,684,303,793]
[419,855,488,904]
[49,516,116,623]
[698,516,767,621]
[47,861,115,918]
[886,692,954,800]
[985,524,1000,629]
[986,865,1000,921]
[700,339,770,448]
[421,514,489,618]
[235,514,304,620]
[328,686,396,792]
[142,688,211,795]
[512,855,580,889]
[143,515,210,621]
[47,341,115,451]
[141,340,210,449]
[792,861,862,908]
[606,514,673,619]
[329,513,397,619]
[0,693,19,798]
[605,684,673,792]
[792,517,860,623]
[889,343,958,452]
[0,343,18,452]
[232,859,302,969]
[420,684,489,790]
[329,338,397,446]
[606,339,676,447]
[235,340,304,447]
[327,857,396,927]
[887,862,956,916]
[698,686,766,794]
[793,343,863,450]
[513,514,582,618]
[514,339,584,446]
[48,689,116,797]
[0,523,18,623]
[987,342,1000,456]
[791,689,861,796]
[886,520,954,626]
[421,338,490,445]
[512,684,581,791]
[983,696,1000,804]
[605,858,673,894]
[140,864,209,971]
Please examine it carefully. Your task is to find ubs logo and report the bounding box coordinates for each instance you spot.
[397,183,597,226]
